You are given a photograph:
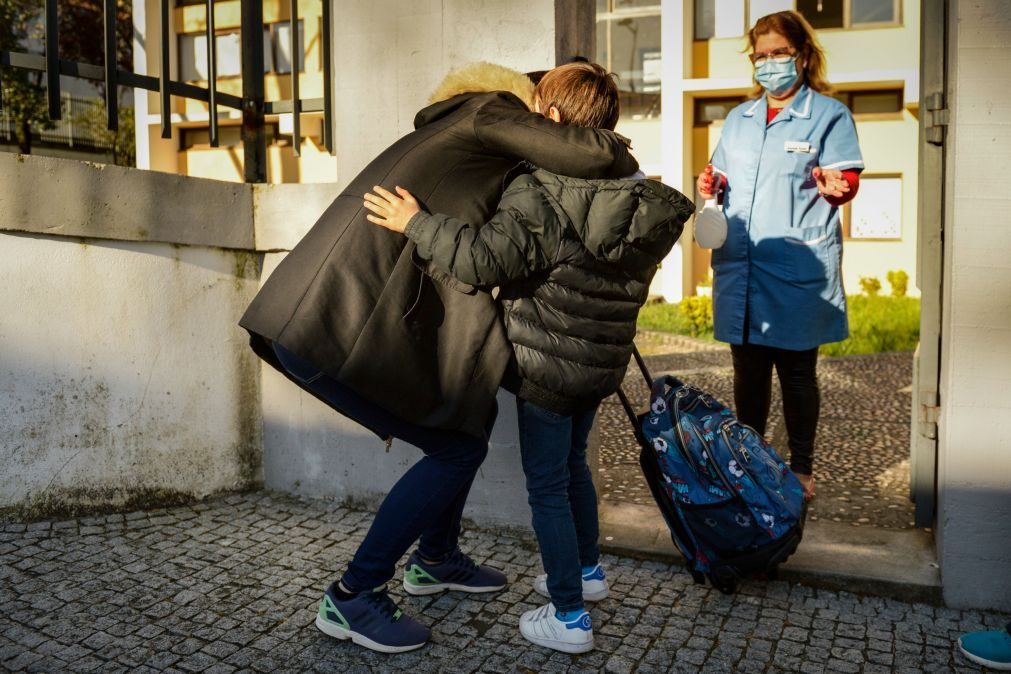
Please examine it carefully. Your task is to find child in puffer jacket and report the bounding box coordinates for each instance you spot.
[363,62,693,654]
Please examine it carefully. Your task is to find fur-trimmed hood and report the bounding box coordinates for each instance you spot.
[428,62,535,108]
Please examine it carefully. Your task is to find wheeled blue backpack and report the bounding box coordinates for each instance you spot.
[617,348,805,593]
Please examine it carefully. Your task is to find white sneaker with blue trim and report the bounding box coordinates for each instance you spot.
[533,564,609,602]
[518,603,593,654]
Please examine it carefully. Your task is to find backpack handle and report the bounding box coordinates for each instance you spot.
[630,344,652,388]
[630,346,688,397]
[616,345,654,439]
[650,374,687,402]
[619,348,688,428]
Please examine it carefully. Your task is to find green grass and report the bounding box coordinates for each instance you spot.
[637,294,920,356]
[637,301,710,338]
[820,295,920,356]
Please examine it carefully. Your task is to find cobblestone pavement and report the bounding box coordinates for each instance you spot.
[598,333,916,530]
[2,492,1008,673]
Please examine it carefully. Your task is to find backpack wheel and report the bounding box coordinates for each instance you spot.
[708,568,738,594]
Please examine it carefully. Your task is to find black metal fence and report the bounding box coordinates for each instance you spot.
[0,0,333,182]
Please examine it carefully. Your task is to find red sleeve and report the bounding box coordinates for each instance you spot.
[823,169,861,207]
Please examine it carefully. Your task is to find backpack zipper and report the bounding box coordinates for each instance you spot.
[672,389,701,472]
[720,420,751,464]
[690,422,742,500]
[719,420,789,521]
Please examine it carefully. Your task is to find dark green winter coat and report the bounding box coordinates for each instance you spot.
[239,63,638,439]
[403,167,694,414]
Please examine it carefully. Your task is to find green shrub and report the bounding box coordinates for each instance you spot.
[819,295,920,356]
[637,295,714,338]
[680,296,713,337]
[859,276,882,297]
[887,269,909,298]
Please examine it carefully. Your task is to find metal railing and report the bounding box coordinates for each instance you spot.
[0,0,333,182]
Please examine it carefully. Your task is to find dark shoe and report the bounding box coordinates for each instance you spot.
[315,582,429,653]
[402,548,507,596]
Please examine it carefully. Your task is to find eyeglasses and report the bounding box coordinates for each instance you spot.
[749,48,797,67]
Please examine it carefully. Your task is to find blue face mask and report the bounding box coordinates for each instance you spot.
[755,58,799,96]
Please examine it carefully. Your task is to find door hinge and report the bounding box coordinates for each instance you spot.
[925,92,949,146]
[920,391,940,440]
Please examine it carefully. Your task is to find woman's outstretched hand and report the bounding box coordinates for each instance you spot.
[363,185,421,233]
[812,167,850,198]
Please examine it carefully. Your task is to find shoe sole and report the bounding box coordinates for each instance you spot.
[314,614,426,654]
[533,584,609,602]
[402,580,507,596]
[519,628,594,654]
[959,642,1011,671]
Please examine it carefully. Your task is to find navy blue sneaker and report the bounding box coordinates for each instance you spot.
[402,548,507,596]
[314,582,430,653]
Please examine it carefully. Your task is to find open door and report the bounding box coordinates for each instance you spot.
[910,0,947,528]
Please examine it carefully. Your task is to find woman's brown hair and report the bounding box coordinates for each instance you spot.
[748,10,831,98]
[534,62,620,131]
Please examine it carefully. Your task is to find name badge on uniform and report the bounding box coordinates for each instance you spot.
[785,140,813,153]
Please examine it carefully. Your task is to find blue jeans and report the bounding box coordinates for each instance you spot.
[516,398,600,613]
[272,343,492,591]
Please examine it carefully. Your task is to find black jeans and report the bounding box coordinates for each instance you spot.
[730,343,820,475]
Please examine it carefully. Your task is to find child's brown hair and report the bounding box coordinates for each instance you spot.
[533,62,620,131]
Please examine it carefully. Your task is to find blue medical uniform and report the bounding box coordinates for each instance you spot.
[710,84,863,351]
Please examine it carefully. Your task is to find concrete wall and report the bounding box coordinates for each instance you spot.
[0,233,260,514]
[258,0,556,529]
[0,154,335,517]
[1,148,529,525]
[936,0,1011,611]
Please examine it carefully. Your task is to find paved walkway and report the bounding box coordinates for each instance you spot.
[599,333,916,530]
[2,492,1007,673]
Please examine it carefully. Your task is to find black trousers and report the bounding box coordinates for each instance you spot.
[730,343,820,475]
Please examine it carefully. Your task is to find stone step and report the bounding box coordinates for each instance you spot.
[599,500,941,604]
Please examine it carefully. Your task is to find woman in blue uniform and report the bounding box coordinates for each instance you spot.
[696,10,863,499]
